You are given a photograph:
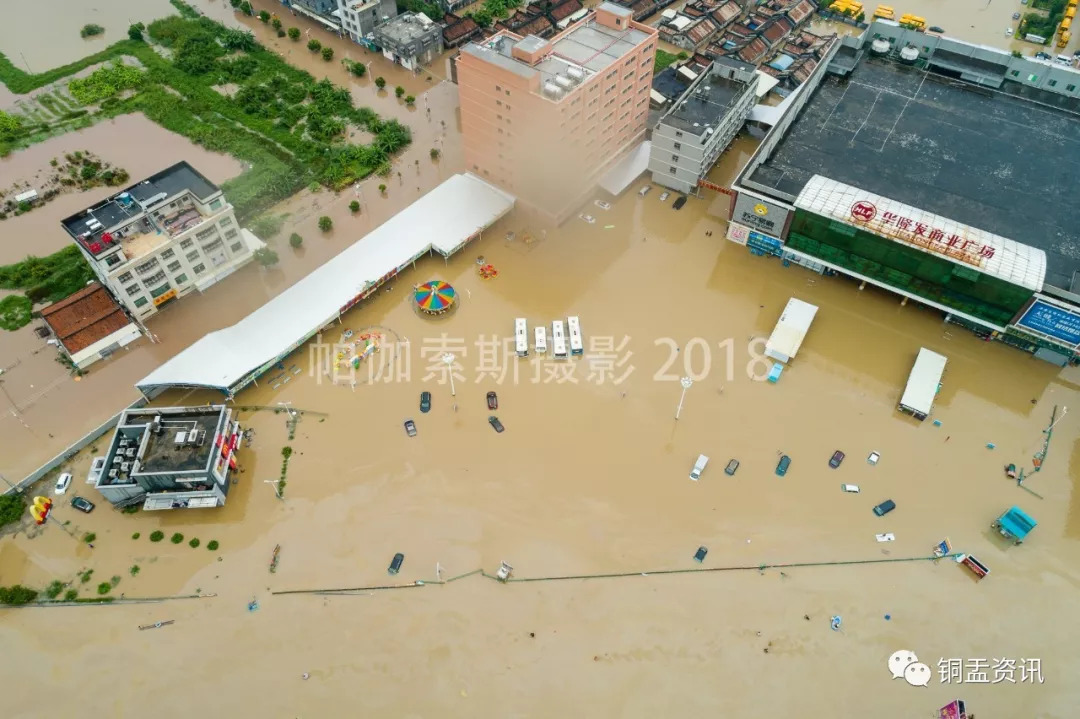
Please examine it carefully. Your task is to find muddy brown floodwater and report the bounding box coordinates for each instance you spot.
[2,3,1080,717]
[3,164,1080,716]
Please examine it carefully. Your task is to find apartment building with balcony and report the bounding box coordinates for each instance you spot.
[61,162,263,320]
[456,3,658,221]
[336,0,398,43]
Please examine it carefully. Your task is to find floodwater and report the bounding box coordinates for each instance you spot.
[3,147,1080,716]
[2,3,1080,717]
[0,0,177,71]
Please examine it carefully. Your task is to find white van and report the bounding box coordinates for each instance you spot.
[552,320,567,359]
[514,318,528,357]
[567,316,583,356]
[689,454,709,481]
[534,325,548,354]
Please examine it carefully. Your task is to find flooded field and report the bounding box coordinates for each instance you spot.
[3,167,1080,716]
[0,0,177,70]
[1,3,1079,717]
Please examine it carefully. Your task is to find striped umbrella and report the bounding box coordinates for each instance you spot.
[414,280,457,313]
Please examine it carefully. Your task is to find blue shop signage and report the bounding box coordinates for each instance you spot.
[1016,299,1080,346]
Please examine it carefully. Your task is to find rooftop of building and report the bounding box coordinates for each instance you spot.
[60,161,221,258]
[40,282,135,354]
[99,406,228,488]
[461,3,652,89]
[743,55,1080,292]
[659,64,753,134]
[373,11,440,44]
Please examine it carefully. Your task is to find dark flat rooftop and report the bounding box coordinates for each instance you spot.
[652,66,691,101]
[139,410,221,474]
[747,56,1080,291]
[663,74,748,133]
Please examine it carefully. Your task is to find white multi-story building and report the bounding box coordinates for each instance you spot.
[649,57,757,194]
[62,162,263,320]
[336,0,398,44]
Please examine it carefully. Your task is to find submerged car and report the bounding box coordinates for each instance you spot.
[638,185,652,197]
[420,391,431,413]
[488,415,505,433]
[579,214,596,224]
[486,391,498,410]
[404,419,417,437]
[724,459,740,476]
[873,499,896,517]
[659,191,670,202]
[594,199,611,210]
[54,472,72,495]
[775,455,791,477]
[71,496,95,514]
[829,450,845,469]
[672,195,687,210]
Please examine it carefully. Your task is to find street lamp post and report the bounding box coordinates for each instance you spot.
[675,376,693,420]
[442,353,456,396]
[276,401,296,418]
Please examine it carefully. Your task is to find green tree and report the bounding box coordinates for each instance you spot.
[318,216,333,231]
[289,232,303,248]
[128,23,145,42]
[258,10,271,22]
[96,582,111,595]
[170,532,184,544]
[394,85,405,98]
[429,147,440,160]
[321,47,334,61]
[472,9,493,27]
[0,295,32,331]
[347,60,366,77]
[149,530,164,542]
[378,183,387,194]
[307,38,322,52]
[45,580,64,599]
[375,76,386,89]
[189,538,201,548]
[271,18,283,30]
[0,110,23,141]
[349,200,360,213]
[63,589,78,601]
[288,27,301,40]
[207,540,220,551]
[174,32,224,75]
[0,585,39,605]
[80,24,105,38]
[239,1,253,16]
[405,95,415,106]
[254,247,280,266]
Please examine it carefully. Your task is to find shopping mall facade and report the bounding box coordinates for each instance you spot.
[727,21,1080,364]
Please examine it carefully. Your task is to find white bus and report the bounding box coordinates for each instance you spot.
[534,325,548,354]
[551,320,567,359]
[514,318,529,357]
[567,316,583,356]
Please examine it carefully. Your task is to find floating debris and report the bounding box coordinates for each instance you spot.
[270,544,281,574]
[138,620,174,631]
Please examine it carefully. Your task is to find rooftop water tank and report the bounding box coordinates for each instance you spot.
[554,75,573,89]
[899,45,920,63]
[566,66,585,83]
[543,81,563,98]
[870,38,891,55]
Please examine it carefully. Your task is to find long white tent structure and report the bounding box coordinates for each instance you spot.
[898,347,947,421]
[136,173,514,396]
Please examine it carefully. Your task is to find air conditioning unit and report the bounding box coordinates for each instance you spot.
[175,431,188,445]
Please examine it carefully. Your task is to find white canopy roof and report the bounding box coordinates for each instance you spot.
[764,297,818,363]
[598,141,651,196]
[136,174,515,394]
[794,175,1046,292]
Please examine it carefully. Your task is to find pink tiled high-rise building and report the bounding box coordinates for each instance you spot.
[456,3,658,222]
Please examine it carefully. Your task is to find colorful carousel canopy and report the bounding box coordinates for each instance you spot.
[414,280,457,313]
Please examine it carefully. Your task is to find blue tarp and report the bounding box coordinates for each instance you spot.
[769,54,795,71]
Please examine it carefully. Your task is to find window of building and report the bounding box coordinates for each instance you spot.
[505,90,510,96]
[496,99,502,106]
[134,258,159,274]
[180,239,194,250]
[175,273,188,285]
[125,284,141,296]
[196,227,217,241]
[193,263,206,275]
[150,283,172,298]
[143,270,167,286]
[117,271,133,283]
[160,249,175,260]
[105,254,121,267]
[669,166,677,174]
[673,142,682,150]
[496,85,502,92]
[209,198,223,211]
[675,130,683,137]
[624,57,633,67]
[202,238,223,252]
[671,154,679,162]
[186,250,200,262]
[133,297,149,308]
[1010,70,1020,77]
[224,228,238,240]
[1028,74,1038,82]
[230,242,243,253]
[1048,79,1058,87]
[167,260,182,272]
[1069,84,1077,92]
[219,217,233,227]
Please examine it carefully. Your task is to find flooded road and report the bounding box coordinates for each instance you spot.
[1,3,1079,717]
[3,168,1080,717]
